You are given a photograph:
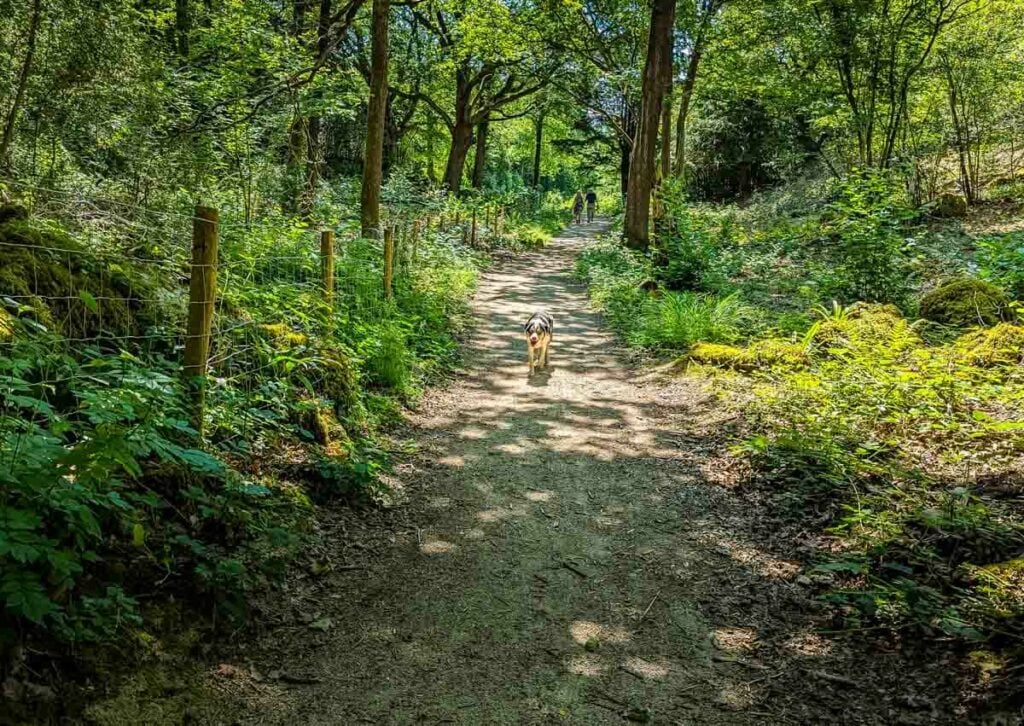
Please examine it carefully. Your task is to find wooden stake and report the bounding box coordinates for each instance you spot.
[183,205,219,438]
[383,226,394,300]
[471,207,477,247]
[320,229,335,304]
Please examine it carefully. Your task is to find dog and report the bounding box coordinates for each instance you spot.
[524,311,553,374]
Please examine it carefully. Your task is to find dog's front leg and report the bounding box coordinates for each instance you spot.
[542,338,550,368]
[526,340,534,374]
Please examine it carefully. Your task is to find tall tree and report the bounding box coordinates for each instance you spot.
[0,0,42,167]
[361,0,390,236]
[625,0,676,249]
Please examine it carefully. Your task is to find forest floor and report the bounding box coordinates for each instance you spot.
[100,221,984,725]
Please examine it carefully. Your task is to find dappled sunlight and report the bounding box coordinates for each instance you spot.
[783,632,835,658]
[622,656,670,680]
[570,620,631,646]
[524,490,554,502]
[566,654,606,677]
[712,627,759,653]
[419,536,458,555]
[476,503,528,523]
[701,534,801,581]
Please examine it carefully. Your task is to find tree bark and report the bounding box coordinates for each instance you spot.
[625,0,676,250]
[443,119,474,194]
[302,0,334,222]
[660,94,672,182]
[471,117,489,189]
[0,0,42,167]
[360,0,390,236]
[672,43,703,177]
[532,111,544,188]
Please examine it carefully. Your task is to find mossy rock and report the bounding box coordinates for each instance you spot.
[952,324,1024,367]
[932,193,967,218]
[919,278,1013,329]
[808,303,922,357]
[0,203,28,223]
[0,218,158,338]
[258,322,309,348]
[315,347,361,414]
[686,339,808,372]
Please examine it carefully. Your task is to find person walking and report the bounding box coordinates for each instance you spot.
[585,189,597,222]
[572,190,584,224]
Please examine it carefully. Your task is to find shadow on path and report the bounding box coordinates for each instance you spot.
[197,219,967,725]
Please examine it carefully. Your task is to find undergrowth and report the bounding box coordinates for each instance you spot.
[0,182,550,687]
[578,171,1024,647]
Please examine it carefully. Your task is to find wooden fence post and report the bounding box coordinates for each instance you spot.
[320,229,335,304]
[183,205,219,438]
[497,206,504,238]
[411,219,420,264]
[470,207,477,247]
[383,226,394,300]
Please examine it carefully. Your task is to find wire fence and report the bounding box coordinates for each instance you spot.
[0,177,518,452]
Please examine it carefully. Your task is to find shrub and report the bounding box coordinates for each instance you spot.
[635,292,747,349]
[805,302,922,357]
[975,232,1024,299]
[952,323,1024,366]
[919,278,1014,328]
[816,171,917,306]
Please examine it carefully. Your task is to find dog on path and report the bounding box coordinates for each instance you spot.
[524,312,553,374]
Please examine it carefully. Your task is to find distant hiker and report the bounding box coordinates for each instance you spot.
[585,189,597,222]
[572,191,584,224]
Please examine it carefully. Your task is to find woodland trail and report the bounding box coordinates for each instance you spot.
[193,221,960,725]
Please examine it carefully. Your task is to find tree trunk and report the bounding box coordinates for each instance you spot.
[360,0,390,236]
[175,0,191,56]
[471,117,489,189]
[625,0,676,250]
[659,95,672,183]
[443,120,474,194]
[301,0,333,222]
[532,111,544,188]
[0,0,42,167]
[672,43,703,177]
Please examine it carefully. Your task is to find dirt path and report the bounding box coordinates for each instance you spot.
[196,221,963,725]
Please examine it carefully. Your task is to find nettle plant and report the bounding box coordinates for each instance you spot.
[0,329,291,642]
[817,171,919,306]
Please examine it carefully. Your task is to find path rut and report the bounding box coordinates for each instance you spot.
[208,222,960,725]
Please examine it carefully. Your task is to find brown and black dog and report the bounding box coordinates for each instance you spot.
[524,311,553,374]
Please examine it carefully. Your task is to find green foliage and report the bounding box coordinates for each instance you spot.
[0,199,481,651]
[815,172,917,306]
[918,278,1014,328]
[974,232,1024,300]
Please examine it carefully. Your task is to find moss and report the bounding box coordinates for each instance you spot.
[952,323,1024,367]
[258,322,308,347]
[315,347,361,415]
[0,307,13,341]
[686,339,808,371]
[299,402,352,456]
[0,219,157,338]
[919,278,1013,329]
[808,303,922,356]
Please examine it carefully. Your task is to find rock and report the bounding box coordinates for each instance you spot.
[919,278,1013,328]
[932,193,967,218]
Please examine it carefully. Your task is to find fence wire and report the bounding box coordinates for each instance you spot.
[0,179,514,457]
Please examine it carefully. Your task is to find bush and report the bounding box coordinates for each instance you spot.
[805,302,922,357]
[952,323,1024,366]
[919,278,1013,328]
[975,232,1024,299]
